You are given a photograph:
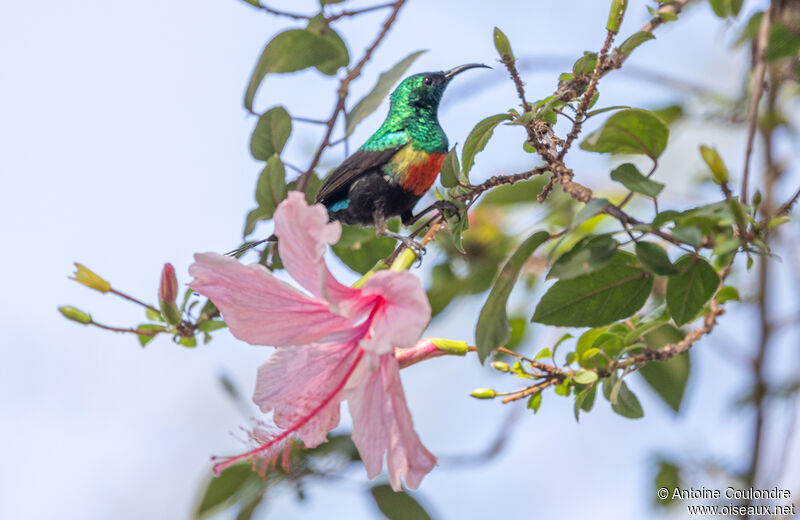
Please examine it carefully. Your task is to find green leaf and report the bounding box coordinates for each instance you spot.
[462,113,512,175]
[671,225,703,247]
[527,391,542,413]
[768,21,800,61]
[574,384,597,421]
[198,320,227,333]
[715,285,739,304]
[548,234,618,280]
[136,324,166,347]
[586,105,630,118]
[666,255,720,326]
[244,29,342,111]
[332,224,397,274]
[145,307,164,322]
[369,484,432,520]
[580,109,669,160]
[476,231,550,363]
[617,31,655,55]
[255,156,288,215]
[345,50,426,136]
[611,380,644,418]
[439,148,461,188]
[654,459,680,507]
[196,464,256,518]
[645,365,685,417]
[640,325,690,412]
[532,252,653,327]
[574,369,598,385]
[652,104,684,125]
[243,205,273,237]
[493,27,514,61]
[710,0,731,18]
[250,106,292,160]
[306,15,350,75]
[606,0,627,33]
[572,51,598,75]
[635,241,678,275]
[610,163,664,197]
[480,176,550,205]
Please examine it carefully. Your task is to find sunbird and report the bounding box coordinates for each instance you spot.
[315,63,489,253]
[233,63,489,256]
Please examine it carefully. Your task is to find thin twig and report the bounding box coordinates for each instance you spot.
[559,28,617,160]
[248,2,310,20]
[325,1,397,23]
[109,288,160,314]
[295,0,405,193]
[741,7,772,205]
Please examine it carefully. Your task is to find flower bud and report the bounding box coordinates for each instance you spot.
[58,305,92,325]
[470,388,497,399]
[70,263,110,293]
[491,361,510,372]
[159,263,178,304]
[428,337,468,355]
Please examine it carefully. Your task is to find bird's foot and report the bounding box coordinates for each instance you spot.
[435,200,462,222]
[403,200,462,226]
[381,230,426,258]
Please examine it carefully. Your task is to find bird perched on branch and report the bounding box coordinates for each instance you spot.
[232,63,490,257]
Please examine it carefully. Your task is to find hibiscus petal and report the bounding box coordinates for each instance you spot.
[189,252,352,347]
[359,271,432,355]
[274,192,360,307]
[253,340,362,448]
[347,354,436,491]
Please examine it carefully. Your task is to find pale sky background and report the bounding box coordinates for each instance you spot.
[1,0,798,519]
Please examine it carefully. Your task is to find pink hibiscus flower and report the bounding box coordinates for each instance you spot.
[188,192,436,490]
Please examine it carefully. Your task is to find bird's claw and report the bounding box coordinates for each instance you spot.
[400,236,426,258]
[436,200,462,222]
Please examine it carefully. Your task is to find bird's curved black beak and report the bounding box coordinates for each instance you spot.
[443,63,491,81]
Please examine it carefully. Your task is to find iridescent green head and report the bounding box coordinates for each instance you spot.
[389,63,490,116]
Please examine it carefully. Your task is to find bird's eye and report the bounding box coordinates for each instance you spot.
[422,76,433,86]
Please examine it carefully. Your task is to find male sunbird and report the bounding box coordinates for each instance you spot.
[234,63,489,256]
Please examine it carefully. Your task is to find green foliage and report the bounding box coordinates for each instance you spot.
[666,255,720,326]
[493,27,514,62]
[370,484,432,520]
[547,234,618,280]
[346,50,426,136]
[532,252,653,327]
[606,0,627,34]
[635,241,678,275]
[438,148,464,188]
[699,145,729,184]
[476,231,550,362]
[654,459,681,506]
[617,31,655,56]
[332,224,397,274]
[250,106,292,160]
[768,21,800,61]
[244,29,344,111]
[603,377,644,419]
[196,464,261,519]
[640,325,690,412]
[461,113,512,175]
[306,15,350,75]
[610,163,664,198]
[580,109,669,160]
[244,157,288,236]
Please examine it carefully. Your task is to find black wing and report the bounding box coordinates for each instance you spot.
[315,145,406,204]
